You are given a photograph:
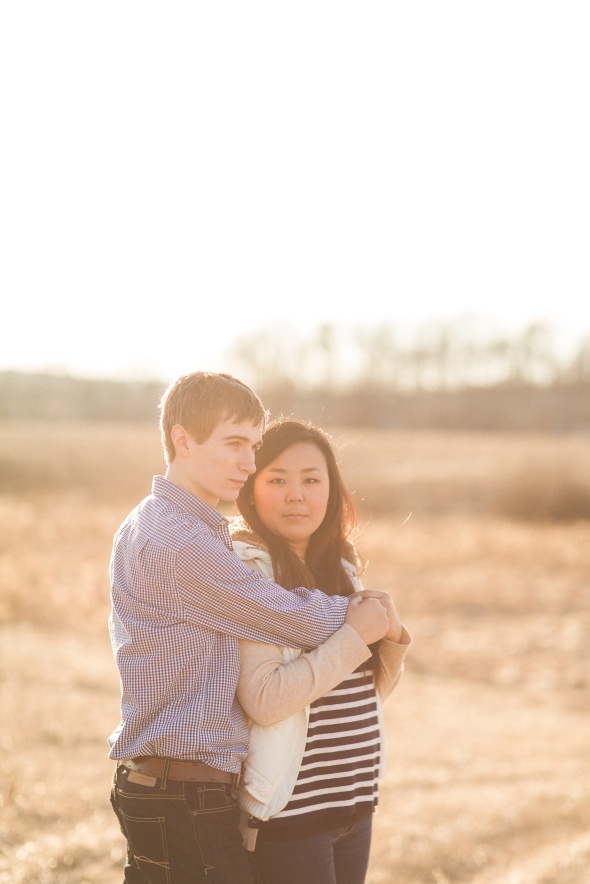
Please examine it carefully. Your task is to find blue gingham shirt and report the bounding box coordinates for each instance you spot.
[108,476,348,771]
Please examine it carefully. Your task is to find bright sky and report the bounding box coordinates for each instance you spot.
[1,2,589,383]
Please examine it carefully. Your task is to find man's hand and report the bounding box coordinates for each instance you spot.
[350,590,403,643]
[344,596,389,645]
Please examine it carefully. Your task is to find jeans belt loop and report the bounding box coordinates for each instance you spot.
[161,757,170,791]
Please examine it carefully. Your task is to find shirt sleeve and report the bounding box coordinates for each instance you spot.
[237,624,372,727]
[172,531,348,650]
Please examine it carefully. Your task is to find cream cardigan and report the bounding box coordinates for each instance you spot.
[233,539,412,849]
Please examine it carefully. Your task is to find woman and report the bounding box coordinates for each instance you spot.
[231,419,411,884]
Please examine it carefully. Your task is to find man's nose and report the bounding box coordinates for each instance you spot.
[242,450,257,474]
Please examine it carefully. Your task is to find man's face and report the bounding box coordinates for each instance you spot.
[181,419,263,507]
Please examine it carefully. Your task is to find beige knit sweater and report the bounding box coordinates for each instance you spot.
[232,537,412,838]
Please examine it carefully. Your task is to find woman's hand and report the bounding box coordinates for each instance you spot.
[350,590,404,643]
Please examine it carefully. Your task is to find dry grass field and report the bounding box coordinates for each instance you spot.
[1,420,589,883]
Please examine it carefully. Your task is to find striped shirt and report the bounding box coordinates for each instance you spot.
[258,667,380,837]
[108,476,347,770]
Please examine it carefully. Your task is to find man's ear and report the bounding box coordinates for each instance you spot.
[170,424,191,459]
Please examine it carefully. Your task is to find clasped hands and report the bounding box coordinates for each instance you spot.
[345,589,403,645]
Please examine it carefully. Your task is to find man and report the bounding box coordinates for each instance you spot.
[108,371,389,883]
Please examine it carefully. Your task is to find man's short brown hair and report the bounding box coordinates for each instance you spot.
[159,371,268,464]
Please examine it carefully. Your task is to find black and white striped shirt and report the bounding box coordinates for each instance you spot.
[258,667,380,836]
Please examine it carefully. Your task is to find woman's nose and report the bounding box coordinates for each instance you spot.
[286,483,304,501]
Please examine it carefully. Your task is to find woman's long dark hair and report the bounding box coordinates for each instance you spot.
[235,418,384,686]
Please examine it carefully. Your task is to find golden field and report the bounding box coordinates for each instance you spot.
[1,420,589,883]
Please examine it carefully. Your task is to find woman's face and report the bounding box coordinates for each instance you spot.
[252,441,331,558]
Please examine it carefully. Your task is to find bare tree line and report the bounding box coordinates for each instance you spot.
[1,319,589,430]
[229,319,590,392]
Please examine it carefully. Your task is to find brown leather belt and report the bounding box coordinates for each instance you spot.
[120,756,237,784]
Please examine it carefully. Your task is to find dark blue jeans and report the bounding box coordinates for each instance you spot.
[110,764,256,883]
[250,813,373,884]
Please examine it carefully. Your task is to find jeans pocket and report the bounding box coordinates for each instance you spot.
[186,783,239,815]
[112,779,251,883]
[116,807,171,884]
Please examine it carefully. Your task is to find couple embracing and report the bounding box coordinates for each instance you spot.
[108,370,411,884]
